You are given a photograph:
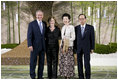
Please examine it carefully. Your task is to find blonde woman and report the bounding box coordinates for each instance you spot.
[46,17,61,79]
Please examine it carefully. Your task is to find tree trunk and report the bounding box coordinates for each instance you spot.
[11,4,15,43]
[102,3,110,44]
[94,2,97,50]
[83,4,86,15]
[110,10,116,43]
[81,2,84,14]
[98,2,102,44]
[114,19,117,43]
[18,1,21,44]
[91,2,94,25]
[7,2,11,43]
[71,1,73,25]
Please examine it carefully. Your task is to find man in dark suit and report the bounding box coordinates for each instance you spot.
[27,10,47,79]
[75,14,95,79]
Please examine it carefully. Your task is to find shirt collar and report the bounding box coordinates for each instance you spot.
[81,23,86,28]
[37,19,42,24]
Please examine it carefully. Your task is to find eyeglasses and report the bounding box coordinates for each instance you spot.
[79,18,85,21]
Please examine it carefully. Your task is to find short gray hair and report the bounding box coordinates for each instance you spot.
[36,10,44,15]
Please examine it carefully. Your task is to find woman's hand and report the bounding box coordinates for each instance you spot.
[28,46,33,52]
[62,49,65,54]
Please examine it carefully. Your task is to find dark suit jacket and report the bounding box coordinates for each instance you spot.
[27,20,47,55]
[74,24,95,53]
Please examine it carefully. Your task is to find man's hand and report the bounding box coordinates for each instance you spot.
[28,46,33,52]
[90,50,94,54]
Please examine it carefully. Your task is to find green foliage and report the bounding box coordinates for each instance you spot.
[1,44,19,49]
[94,43,117,54]
[95,44,110,54]
[109,43,117,53]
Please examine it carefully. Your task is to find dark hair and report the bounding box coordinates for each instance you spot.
[62,13,71,20]
[78,14,86,19]
[48,16,56,23]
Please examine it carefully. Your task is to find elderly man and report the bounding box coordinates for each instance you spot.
[27,10,47,79]
[75,14,95,79]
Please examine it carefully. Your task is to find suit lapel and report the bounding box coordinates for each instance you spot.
[42,22,45,35]
[83,24,89,39]
[34,20,42,35]
[78,25,82,39]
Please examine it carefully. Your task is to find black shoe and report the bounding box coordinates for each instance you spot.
[48,77,52,79]
[31,78,35,79]
[52,77,57,79]
[37,77,44,79]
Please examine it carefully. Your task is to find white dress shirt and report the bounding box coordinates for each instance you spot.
[81,23,86,30]
[37,19,43,30]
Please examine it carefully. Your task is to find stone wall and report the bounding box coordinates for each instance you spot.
[1,1,53,44]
